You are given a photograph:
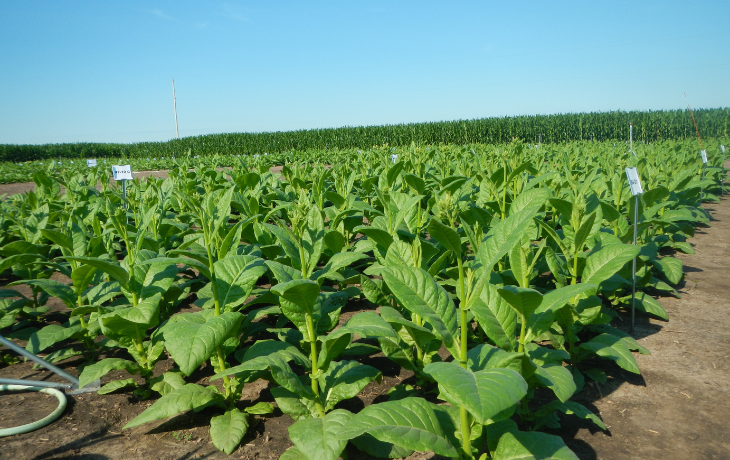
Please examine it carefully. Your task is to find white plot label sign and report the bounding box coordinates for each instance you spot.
[86,159,97,167]
[112,165,133,181]
[625,167,643,195]
[700,150,708,164]
[391,154,398,163]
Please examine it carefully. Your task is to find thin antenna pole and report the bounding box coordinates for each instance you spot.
[684,92,703,149]
[172,78,180,139]
[630,122,633,152]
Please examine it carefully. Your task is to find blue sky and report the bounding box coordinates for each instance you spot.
[1,1,728,144]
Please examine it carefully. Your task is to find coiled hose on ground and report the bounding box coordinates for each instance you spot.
[0,384,67,436]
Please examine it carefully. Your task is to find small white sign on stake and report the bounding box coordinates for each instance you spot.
[700,150,708,164]
[625,167,643,195]
[86,159,97,167]
[721,145,726,153]
[112,165,133,181]
[391,154,398,163]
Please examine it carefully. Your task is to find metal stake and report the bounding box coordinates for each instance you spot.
[0,335,78,390]
[631,194,639,333]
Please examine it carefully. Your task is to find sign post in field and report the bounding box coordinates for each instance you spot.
[112,165,133,222]
[625,166,643,333]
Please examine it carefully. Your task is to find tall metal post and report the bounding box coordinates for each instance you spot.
[631,194,639,333]
[172,78,180,139]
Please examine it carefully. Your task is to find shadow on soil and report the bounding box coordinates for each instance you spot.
[30,430,118,460]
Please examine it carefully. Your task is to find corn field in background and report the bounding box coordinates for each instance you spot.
[1,108,728,163]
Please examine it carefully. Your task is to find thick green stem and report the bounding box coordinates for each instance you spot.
[518,314,527,353]
[460,406,472,459]
[305,313,326,418]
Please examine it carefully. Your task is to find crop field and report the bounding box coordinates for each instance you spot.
[0,138,728,459]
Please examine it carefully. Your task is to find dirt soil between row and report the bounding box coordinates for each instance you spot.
[1,172,729,460]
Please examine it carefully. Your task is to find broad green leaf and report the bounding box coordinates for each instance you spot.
[213,340,310,381]
[478,208,538,272]
[427,218,461,256]
[124,384,225,429]
[470,283,518,352]
[70,264,98,294]
[510,188,550,215]
[497,286,543,319]
[271,279,320,315]
[98,378,137,395]
[0,254,44,273]
[652,257,684,285]
[525,283,597,342]
[79,358,141,389]
[317,332,352,370]
[494,430,579,460]
[288,409,352,460]
[336,397,458,457]
[534,400,606,430]
[245,402,275,415]
[320,360,382,411]
[162,312,243,376]
[210,408,249,455]
[533,365,576,403]
[63,256,130,287]
[13,279,75,308]
[99,294,162,341]
[265,260,303,284]
[579,333,640,374]
[632,292,669,321]
[311,252,367,282]
[213,255,267,311]
[350,434,414,459]
[574,213,596,252]
[353,225,394,249]
[135,256,212,282]
[380,266,459,359]
[424,362,527,424]
[582,244,640,286]
[127,249,178,300]
[336,311,399,341]
[149,371,187,396]
[25,323,84,353]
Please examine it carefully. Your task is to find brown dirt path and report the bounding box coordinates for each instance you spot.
[564,194,730,459]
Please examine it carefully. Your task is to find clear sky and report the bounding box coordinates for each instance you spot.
[1,1,728,145]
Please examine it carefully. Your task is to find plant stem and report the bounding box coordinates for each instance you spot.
[305,312,326,418]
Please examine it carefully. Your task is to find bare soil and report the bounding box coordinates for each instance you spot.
[1,179,729,460]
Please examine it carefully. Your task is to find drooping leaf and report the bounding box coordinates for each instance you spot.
[497,286,543,319]
[427,218,461,257]
[579,333,640,374]
[123,384,225,429]
[478,207,539,272]
[25,323,84,353]
[210,408,249,455]
[493,430,579,460]
[335,397,458,457]
[424,362,527,424]
[287,409,353,460]
[79,358,141,389]
[62,256,130,287]
[470,283,518,352]
[213,255,268,311]
[582,244,640,287]
[534,400,606,430]
[162,312,243,376]
[381,266,459,359]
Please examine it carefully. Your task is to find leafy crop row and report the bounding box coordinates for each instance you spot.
[0,139,727,459]
[1,108,729,163]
